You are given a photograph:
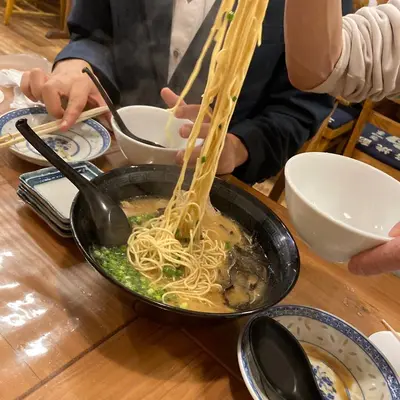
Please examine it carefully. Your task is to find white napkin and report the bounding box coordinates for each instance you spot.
[0,69,43,109]
[0,69,23,86]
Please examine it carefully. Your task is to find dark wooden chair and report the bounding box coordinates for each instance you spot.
[307,97,361,153]
[4,0,65,27]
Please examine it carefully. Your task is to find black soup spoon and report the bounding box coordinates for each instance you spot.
[16,118,132,247]
[82,67,165,148]
[249,316,323,400]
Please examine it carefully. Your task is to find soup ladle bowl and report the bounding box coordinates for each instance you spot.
[15,118,132,247]
[249,316,323,399]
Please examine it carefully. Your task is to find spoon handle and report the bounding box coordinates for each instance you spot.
[82,67,130,134]
[82,67,165,149]
[15,119,94,193]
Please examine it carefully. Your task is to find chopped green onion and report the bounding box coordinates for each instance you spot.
[201,156,207,163]
[225,242,232,250]
[232,96,238,102]
[92,245,166,301]
[227,11,235,21]
[128,213,156,226]
[163,265,184,279]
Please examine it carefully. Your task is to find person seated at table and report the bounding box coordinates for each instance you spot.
[20,0,351,185]
[284,0,400,277]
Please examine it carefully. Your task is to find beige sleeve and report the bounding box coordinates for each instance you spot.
[285,0,400,102]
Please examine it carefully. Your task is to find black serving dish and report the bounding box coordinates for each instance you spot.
[71,165,300,323]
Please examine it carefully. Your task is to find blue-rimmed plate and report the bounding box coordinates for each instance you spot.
[238,305,400,400]
[0,106,111,166]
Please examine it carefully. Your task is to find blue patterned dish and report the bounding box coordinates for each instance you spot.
[19,161,103,223]
[238,305,400,400]
[18,185,71,230]
[17,189,72,238]
[0,107,111,166]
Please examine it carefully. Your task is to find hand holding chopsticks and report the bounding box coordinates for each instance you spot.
[0,106,109,149]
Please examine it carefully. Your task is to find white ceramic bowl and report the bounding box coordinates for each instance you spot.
[112,105,202,166]
[284,152,400,263]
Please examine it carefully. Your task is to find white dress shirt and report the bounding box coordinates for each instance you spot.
[169,0,216,82]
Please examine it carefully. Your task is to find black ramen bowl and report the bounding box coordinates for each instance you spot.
[71,165,300,323]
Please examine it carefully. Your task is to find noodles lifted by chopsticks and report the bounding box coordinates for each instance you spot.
[127,0,270,307]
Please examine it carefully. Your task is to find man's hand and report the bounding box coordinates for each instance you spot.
[161,88,248,174]
[20,59,107,131]
[348,222,400,275]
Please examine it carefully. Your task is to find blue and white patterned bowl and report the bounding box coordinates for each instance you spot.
[238,305,400,400]
[0,107,111,166]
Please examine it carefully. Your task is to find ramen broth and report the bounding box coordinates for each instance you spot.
[93,197,269,313]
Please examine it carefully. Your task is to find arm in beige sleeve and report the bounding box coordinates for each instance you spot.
[284,0,343,91]
[285,0,400,102]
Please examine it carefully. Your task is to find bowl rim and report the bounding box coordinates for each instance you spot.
[111,105,193,153]
[238,304,400,400]
[70,164,301,319]
[285,152,397,242]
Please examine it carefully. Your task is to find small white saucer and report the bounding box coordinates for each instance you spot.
[369,331,400,376]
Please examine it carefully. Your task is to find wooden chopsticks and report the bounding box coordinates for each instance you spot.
[381,319,400,343]
[0,106,109,148]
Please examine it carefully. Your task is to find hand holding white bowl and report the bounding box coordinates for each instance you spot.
[284,152,400,267]
[349,222,400,276]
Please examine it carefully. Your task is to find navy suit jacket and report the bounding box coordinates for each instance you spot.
[56,0,352,184]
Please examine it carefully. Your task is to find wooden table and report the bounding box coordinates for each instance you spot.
[0,96,399,400]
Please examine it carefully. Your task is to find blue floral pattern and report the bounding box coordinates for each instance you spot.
[313,365,338,399]
[44,137,72,152]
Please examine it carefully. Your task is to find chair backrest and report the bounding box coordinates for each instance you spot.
[305,101,339,152]
[269,102,339,202]
[336,96,352,107]
[344,99,400,181]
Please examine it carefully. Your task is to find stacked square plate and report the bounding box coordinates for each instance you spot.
[17,161,103,237]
